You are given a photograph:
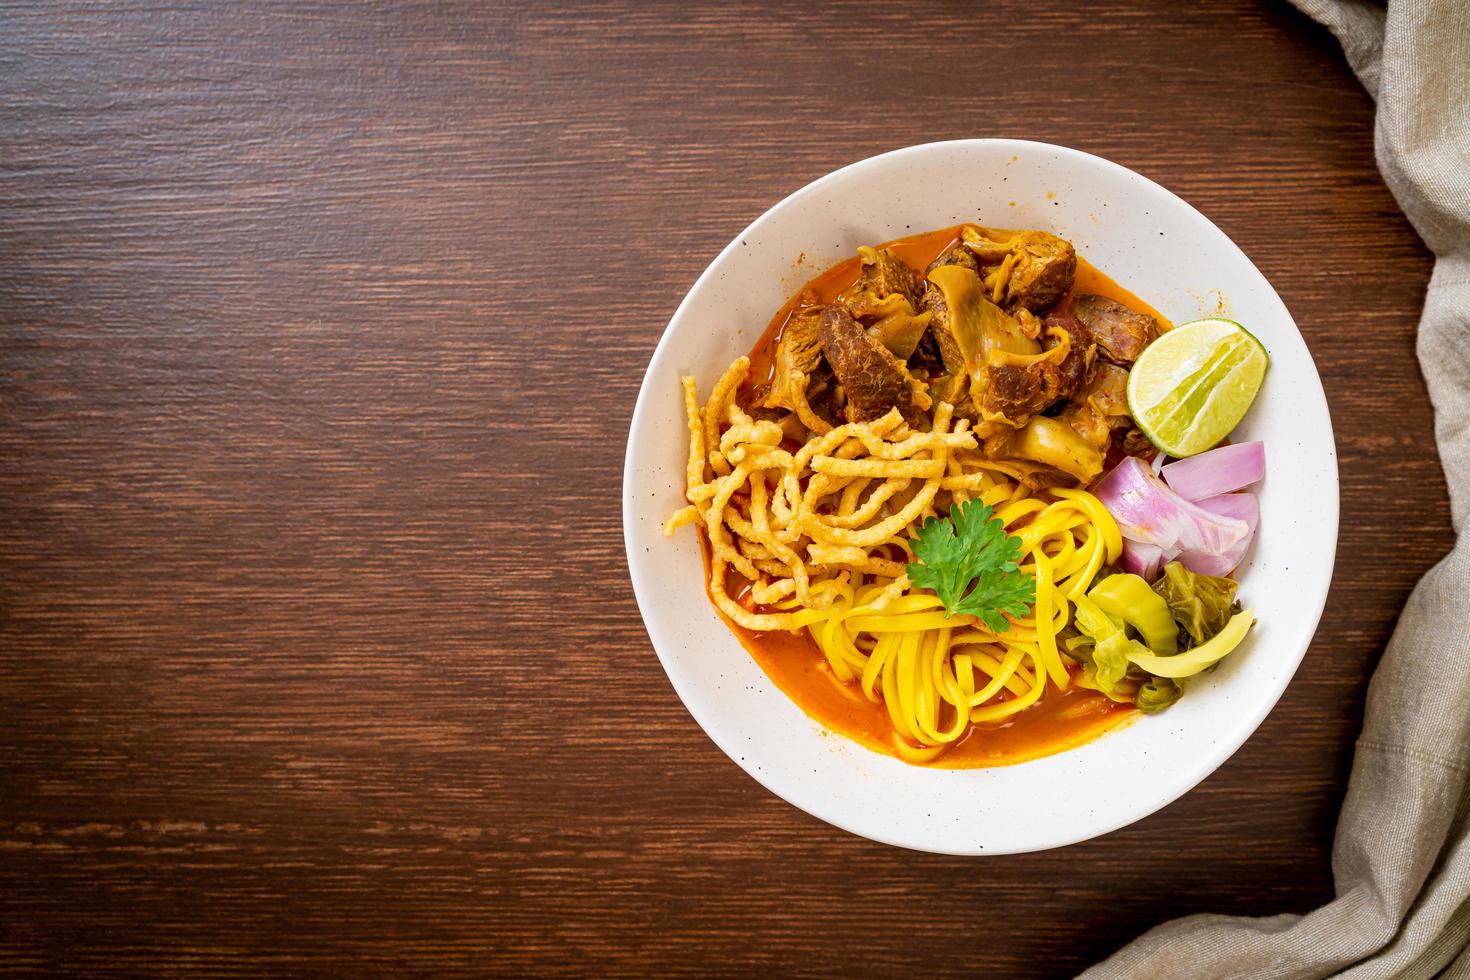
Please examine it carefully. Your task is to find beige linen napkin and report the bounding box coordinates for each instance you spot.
[1083,1,1470,977]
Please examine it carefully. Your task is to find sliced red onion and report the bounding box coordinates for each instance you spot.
[1161,442,1265,501]
[1120,539,1166,580]
[1175,492,1260,576]
[1195,491,1259,525]
[1093,457,1251,561]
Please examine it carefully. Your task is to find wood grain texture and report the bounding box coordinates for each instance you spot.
[0,0,1447,976]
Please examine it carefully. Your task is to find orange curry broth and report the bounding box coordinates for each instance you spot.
[721,225,1167,768]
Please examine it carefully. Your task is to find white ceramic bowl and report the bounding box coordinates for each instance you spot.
[622,140,1337,855]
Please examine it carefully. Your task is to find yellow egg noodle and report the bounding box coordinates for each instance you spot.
[665,355,1123,762]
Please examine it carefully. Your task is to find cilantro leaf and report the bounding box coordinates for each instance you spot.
[905,499,1036,632]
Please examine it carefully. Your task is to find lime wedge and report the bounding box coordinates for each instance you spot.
[1126,318,1269,457]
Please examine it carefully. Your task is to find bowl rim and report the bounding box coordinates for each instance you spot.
[621,138,1339,854]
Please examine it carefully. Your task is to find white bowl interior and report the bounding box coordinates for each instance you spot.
[623,140,1337,855]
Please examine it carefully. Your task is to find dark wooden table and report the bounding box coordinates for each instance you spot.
[0,1,1446,976]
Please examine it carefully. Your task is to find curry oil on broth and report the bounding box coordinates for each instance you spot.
[730,618,1135,768]
[725,224,1155,768]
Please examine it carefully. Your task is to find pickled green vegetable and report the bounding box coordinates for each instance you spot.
[1125,608,1256,678]
[1135,676,1182,713]
[1089,573,1179,654]
[1152,561,1238,644]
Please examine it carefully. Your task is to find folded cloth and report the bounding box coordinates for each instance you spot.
[1083,1,1470,977]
